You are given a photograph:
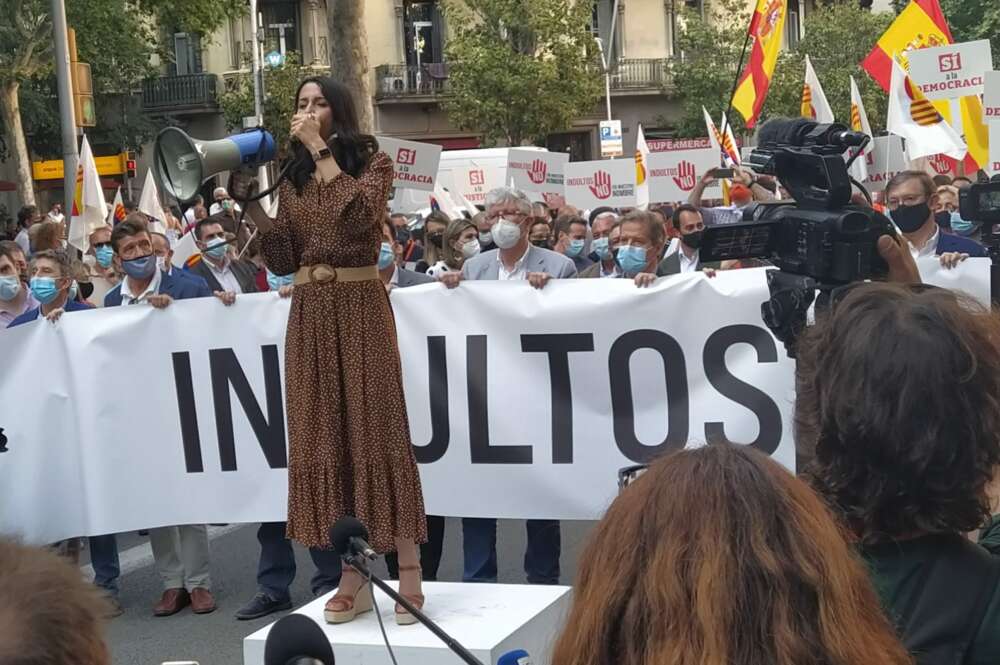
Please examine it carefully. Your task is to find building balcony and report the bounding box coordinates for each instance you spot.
[374,63,451,103]
[608,58,674,94]
[141,73,219,114]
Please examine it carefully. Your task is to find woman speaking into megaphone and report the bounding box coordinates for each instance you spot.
[231,77,428,626]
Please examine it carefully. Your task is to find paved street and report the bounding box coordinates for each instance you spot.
[91,519,595,665]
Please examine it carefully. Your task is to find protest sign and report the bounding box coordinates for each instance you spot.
[378,136,442,192]
[506,149,568,198]
[564,158,637,209]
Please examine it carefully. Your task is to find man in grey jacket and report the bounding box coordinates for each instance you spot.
[439,186,575,585]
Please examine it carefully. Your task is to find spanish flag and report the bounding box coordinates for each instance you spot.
[732,0,787,129]
[861,0,988,172]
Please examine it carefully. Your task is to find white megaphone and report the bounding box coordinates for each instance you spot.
[152,127,277,205]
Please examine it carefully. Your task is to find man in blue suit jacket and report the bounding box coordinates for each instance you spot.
[886,171,988,267]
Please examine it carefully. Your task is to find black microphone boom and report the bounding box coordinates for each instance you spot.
[329,516,377,561]
[264,613,335,665]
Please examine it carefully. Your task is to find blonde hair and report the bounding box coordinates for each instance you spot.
[441,218,477,269]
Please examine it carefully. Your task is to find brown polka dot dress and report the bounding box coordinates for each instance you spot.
[259,150,427,551]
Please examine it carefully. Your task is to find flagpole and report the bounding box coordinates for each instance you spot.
[719,23,754,159]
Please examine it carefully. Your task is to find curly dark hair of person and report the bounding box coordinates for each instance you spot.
[551,442,913,665]
[285,76,378,192]
[797,282,1000,542]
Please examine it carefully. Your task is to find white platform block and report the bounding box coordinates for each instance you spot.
[243,581,571,665]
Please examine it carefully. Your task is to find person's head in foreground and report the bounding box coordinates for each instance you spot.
[551,442,912,665]
[797,282,1000,542]
[0,538,111,665]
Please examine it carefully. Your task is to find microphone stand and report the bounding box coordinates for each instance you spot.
[342,554,485,665]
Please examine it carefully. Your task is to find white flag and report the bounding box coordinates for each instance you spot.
[849,76,873,183]
[704,107,741,168]
[887,57,965,161]
[720,113,741,166]
[138,169,166,234]
[635,124,650,209]
[68,135,108,252]
[802,55,835,124]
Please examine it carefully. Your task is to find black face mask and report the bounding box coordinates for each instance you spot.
[891,202,931,233]
[396,227,411,244]
[532,239,551,249]
[934,210,952,229]
[427,233,444,248]
[682,230,704,250]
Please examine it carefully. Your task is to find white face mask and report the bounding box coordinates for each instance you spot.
[492,217,522,249]
[461,239,481,259]
[479,231,493,246]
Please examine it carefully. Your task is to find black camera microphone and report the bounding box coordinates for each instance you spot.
[329,516,378,561]
[758,117,868,150]
[263,614,335,665]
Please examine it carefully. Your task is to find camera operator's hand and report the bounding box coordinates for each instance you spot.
[938,251,969,270]
[877,234,921,284]
[732,168,753,186]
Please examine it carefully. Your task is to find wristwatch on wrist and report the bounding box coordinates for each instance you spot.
[311,145,332,162]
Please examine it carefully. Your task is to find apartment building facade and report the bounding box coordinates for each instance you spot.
[139,0,821,162]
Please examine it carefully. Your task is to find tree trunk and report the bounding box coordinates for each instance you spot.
[0,80,36,207]
[327,0,375,133]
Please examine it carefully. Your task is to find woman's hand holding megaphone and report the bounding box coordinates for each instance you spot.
[229,170,259,204]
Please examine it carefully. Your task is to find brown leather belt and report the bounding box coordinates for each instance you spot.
[293,264,379,286]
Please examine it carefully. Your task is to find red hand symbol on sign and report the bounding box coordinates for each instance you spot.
[672,161,697,191]
[589,170,612,200]
[528,159,547,185]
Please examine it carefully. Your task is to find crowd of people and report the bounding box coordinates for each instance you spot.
[2,152,999,664]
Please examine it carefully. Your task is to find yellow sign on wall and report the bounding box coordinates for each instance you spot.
[32,153,126,181]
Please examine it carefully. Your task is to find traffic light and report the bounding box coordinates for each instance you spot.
[125,152,137,179]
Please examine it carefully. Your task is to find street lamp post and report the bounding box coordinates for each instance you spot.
[595,37,612,122]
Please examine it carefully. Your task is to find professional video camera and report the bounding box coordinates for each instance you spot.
[959,180,1000,302]
[699,117,895,285]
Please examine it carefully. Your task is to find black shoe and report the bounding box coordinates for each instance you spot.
[235,592,292,621]
[105,595,124,618]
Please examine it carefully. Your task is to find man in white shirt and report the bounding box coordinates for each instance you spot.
[439,186,574,586]
[14,205,41,256]
[208,187,241,216]
[186,217,259,301]
[0,242,37,326]
[656,205,716,276]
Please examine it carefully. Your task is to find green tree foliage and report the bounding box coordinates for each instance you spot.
[218,52,315,159]
[673,1,894,138]
[441,0,603,147]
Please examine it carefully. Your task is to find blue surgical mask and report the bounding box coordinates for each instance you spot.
[203,241,229,260]
[122,254,157,280]
[565,239,585,258]
[378,242,395,270]
[950,211,978,237]
[95,245,114,268]
[266,270,294,291]
[0,275,21,301]
[592,237,611,261]
[29,276,61,305]
[616,245,648,275]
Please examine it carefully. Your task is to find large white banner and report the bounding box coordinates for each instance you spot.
[506,149,568,198]
[378,136,442,192]
[646,148,721,202]
[564,159,637,209]
[0,272,798,544]
[1,264,987,545]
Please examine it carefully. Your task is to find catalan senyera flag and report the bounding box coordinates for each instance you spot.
[802,55,834,123]
[886,57,965,161]
[635,124,650,209]
[849,75,874,183]
[106,187,126,226]
[861,0,987,171]
[732,0,787,128]
[703,107,741,168]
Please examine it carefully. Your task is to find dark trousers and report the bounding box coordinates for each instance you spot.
[89,534,120,594]
[461,518,561,584]
[386,515,446,581]
[256,522,342,601]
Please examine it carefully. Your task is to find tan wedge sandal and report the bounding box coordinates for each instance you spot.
[324,576,374,624]
[394,564,425,626]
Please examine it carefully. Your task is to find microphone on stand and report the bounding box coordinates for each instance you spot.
[329,516,377,561]
[263,613,335,665]
[327,516,486,665]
